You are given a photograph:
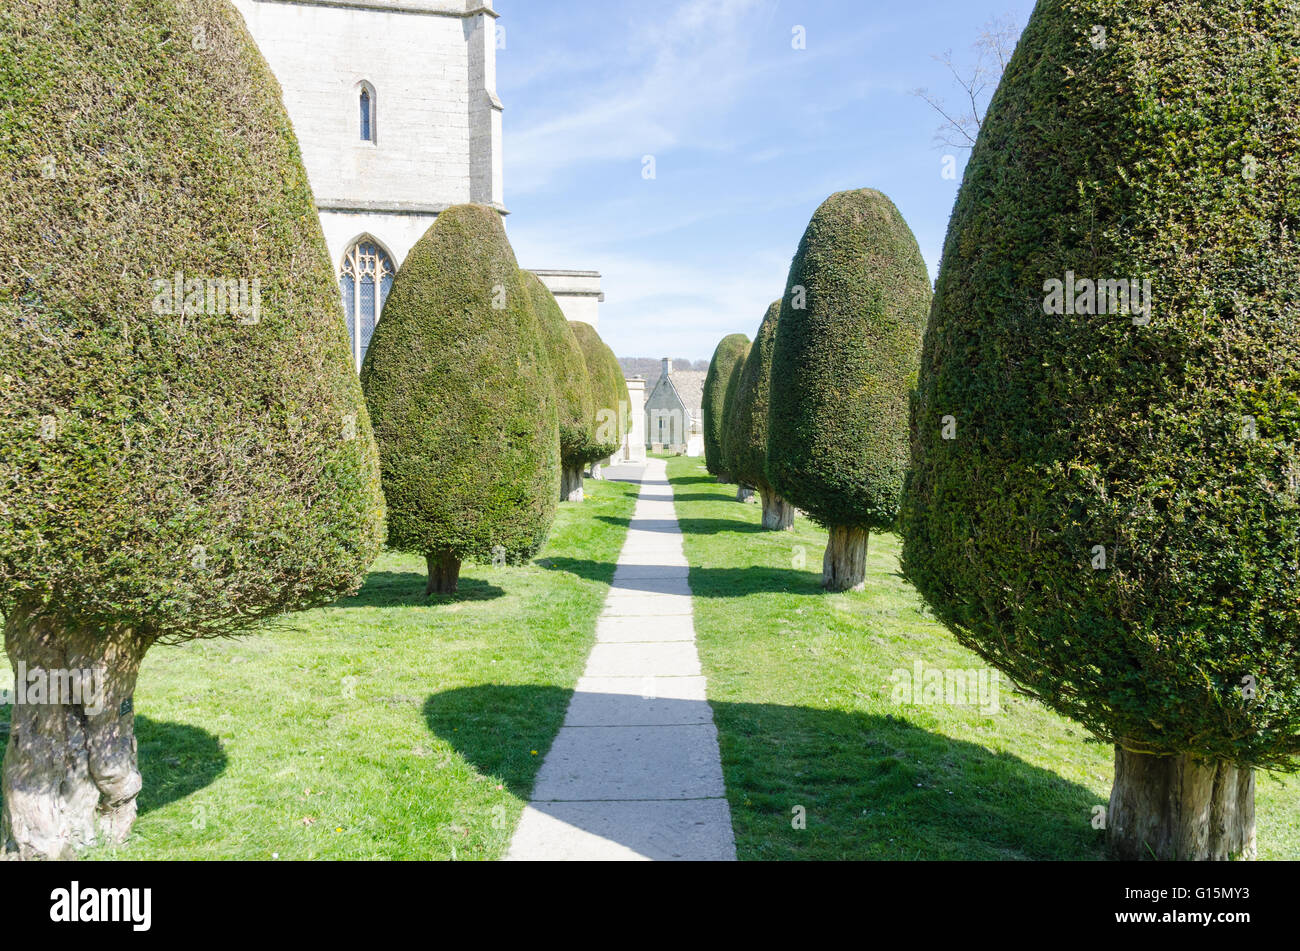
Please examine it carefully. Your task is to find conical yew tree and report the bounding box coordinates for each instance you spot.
[570,322,629,475]
[767,189,932,591]
[0,0,386,859]
[901,0,1300,860]
[724,302,794,529]
[362,205,560,595]
[703,333,750,483]
[523,272,601,502]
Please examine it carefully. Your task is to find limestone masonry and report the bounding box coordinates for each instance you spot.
[231,0,603,368]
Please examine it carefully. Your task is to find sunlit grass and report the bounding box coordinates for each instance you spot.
[668,455,1299,861]
[0,476,640,861]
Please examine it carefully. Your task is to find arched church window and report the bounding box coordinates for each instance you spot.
[359,85,375,143]
[339,240,394,371]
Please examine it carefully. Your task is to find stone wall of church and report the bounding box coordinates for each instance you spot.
[231,0,504,269]
[531,270,603,329]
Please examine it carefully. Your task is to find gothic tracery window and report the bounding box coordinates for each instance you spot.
[339,240,394,371]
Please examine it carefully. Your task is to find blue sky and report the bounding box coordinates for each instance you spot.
[496,0,1038,361]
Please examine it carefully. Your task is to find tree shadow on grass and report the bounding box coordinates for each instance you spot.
[669,475,718,487]
[544,559,821,597]
[423,684,572,800]
[423,684,1107,861]
[136,716,228,816]
[0,713,226,819]
[335,571,505,608]
[595,515,765,536]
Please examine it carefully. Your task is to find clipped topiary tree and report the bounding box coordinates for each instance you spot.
[570,321,630,477]
[361,205,559,595]
[901,0,1300,861]
[0,0,386,860]
[725,302,794,529]
[703,333,751,484]
[719,350,754,502]
[767,189,931,591]
[523,272,602,502]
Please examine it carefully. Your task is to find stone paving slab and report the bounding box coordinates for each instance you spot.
[604,576,693,596]
[505,800,735,861]
[584,641,703,678]
[611,563,691,580]
[530,724,726,801]
[600,592,695,617]
[565,678,713,726]
[595,614,695,643]
[505,457,735,861]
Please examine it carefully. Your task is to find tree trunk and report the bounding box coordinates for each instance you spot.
[589,462,603,481]
[735,485,754,503]
[823,526,868,592]
[561,465,585,503]
[717,471,733,485]
[1107,745,1256,861]
[425,551,461,595]
[2,604,148,860]
[760,489,795,530]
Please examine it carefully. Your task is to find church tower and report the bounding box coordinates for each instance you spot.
[231,0,506,369]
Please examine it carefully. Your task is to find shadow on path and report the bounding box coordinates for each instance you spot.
[596,515,765,536]
[424,684,1105,861]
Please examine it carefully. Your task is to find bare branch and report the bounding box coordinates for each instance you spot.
[913,14,1021,150]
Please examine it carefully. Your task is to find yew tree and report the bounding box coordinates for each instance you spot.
[0,0,386,859]
[767,189,932,591]
[570,322,630,476]
[901,0,1300,860]
[724,302,794,529]
[361,206,560,594]
[703,334,750,483]
[524,272,602,502]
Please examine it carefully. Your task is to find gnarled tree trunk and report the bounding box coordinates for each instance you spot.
[561,465,585,503]
[2,605,148,860]
[823,526,868,592]
[1107,745,1256,861]
[426,551,461,595]
[759,489,795,530]
[588,462,603,481]
[735,485,754,503]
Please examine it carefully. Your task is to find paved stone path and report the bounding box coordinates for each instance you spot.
[505,458,737,861]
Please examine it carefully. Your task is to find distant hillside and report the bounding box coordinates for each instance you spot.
[619,357,709,393]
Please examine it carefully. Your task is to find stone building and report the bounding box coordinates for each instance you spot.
[644,359,706,456]
[231,0,601,369]
[532,270,605,330]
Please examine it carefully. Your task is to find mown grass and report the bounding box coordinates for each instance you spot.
[0,476,640,860]
[667,455,1300,861]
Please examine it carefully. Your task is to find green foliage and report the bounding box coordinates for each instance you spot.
[767,189,932,530]
[724,302,781,493]
[522,272,604,469]
[900,0,1300,769]
[361,205,559,566]
[0,0,385,642]
[570,322,629,457]
[703,334,751,478]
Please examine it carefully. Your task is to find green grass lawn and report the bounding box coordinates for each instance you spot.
[0,475,640,861]
[666,455,1300,861]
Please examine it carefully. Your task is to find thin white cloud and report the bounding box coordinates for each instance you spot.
[505,0,778,194]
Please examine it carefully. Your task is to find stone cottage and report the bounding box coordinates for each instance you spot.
[645,359,705,456]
